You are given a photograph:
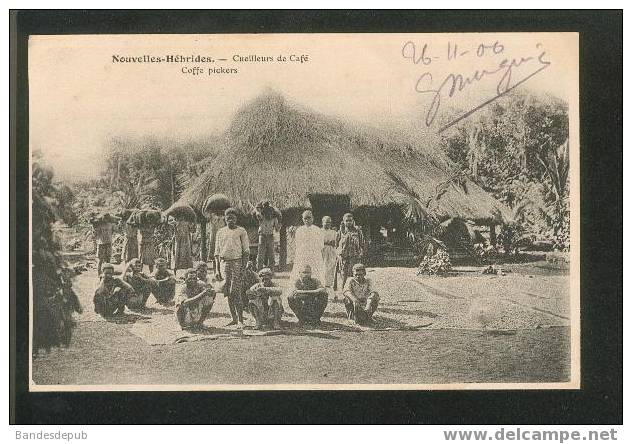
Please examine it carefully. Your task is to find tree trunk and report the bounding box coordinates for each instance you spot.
[170,166,175,206]
[115,154,121,189]
[467,126,481,178]
[279,224,287,269]
[489,224,497,246]
[200,219,207,262]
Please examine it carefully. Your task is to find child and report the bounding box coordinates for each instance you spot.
[93,263,134,317]
[246,268,283,330]
[287,264,328,326]
[214,207,249,327]
[175,268,216,330]
[151,257,176,305]
[342,263,380,325]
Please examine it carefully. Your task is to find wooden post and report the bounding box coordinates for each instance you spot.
[200,219,207,262]
[279,224,287,269]
[489,223,497,246]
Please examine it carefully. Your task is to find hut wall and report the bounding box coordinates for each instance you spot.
[308,194,351,227]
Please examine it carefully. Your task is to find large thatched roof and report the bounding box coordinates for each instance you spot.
[175,92,509,224]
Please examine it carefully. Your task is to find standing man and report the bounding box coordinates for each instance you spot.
[214,208,250,327]
[138,223,157,274]
[255,201,280,271]
[335,213,365,292]
[321,216,337,298]
[91,213,117,276]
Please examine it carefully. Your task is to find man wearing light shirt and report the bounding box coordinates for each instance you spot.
[214,207,250,326]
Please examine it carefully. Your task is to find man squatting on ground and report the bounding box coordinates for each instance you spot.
[343,263,380,325]
[214,207,250,326]
[241,260,261,314]
[122,258,155,310]
[151,258,176,304]
[194,261,210,284]
[175,268,216,330]
[287,264,328,326]
[93,263,134,317]
[246,268,284,330]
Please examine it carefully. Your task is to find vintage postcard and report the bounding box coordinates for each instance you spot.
[28,32,579,391]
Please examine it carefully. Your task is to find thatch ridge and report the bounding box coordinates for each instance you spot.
[176,91,509,223]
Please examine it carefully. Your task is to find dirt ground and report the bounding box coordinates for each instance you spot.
[32,257,571,386]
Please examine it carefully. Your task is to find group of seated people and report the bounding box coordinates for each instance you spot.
[94,259,380,331]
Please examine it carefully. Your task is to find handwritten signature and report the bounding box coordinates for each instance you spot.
[409,43,551,132]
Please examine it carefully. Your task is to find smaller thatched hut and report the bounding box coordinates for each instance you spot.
[174,92,509,265]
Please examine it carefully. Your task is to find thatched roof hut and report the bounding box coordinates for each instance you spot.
[177,92,508,224]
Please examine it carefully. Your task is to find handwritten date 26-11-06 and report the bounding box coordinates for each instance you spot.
[402,41,551,132]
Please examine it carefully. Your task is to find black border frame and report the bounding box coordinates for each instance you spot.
[10,10,623,424]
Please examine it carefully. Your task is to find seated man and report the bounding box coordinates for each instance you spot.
[151,258,176,305]
[240,260,260,314]
[194,261,210,284]
[343,263,380,325]
[175,268,216,330]
[287,264,328,326]
[93,263,134,317]
[123,258,153,310]
[246,268,283,330]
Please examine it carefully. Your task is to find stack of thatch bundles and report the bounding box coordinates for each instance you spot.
[90,212,120,226]
[202,193,232,218]
[164,204,197,223]
[128,209,162,227]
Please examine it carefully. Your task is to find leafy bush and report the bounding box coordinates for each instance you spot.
[417,249,452,276]
[473,242,500,262]
[498,222,527,256]
[32,159,82,352]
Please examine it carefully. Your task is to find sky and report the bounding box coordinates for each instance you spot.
[29,33,578,182]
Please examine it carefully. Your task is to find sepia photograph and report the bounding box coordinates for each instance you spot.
[27,32,580,390]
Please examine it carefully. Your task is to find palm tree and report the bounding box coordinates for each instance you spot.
[536,139,570,249]
[386,170,467,257]
[537,139,569,202]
